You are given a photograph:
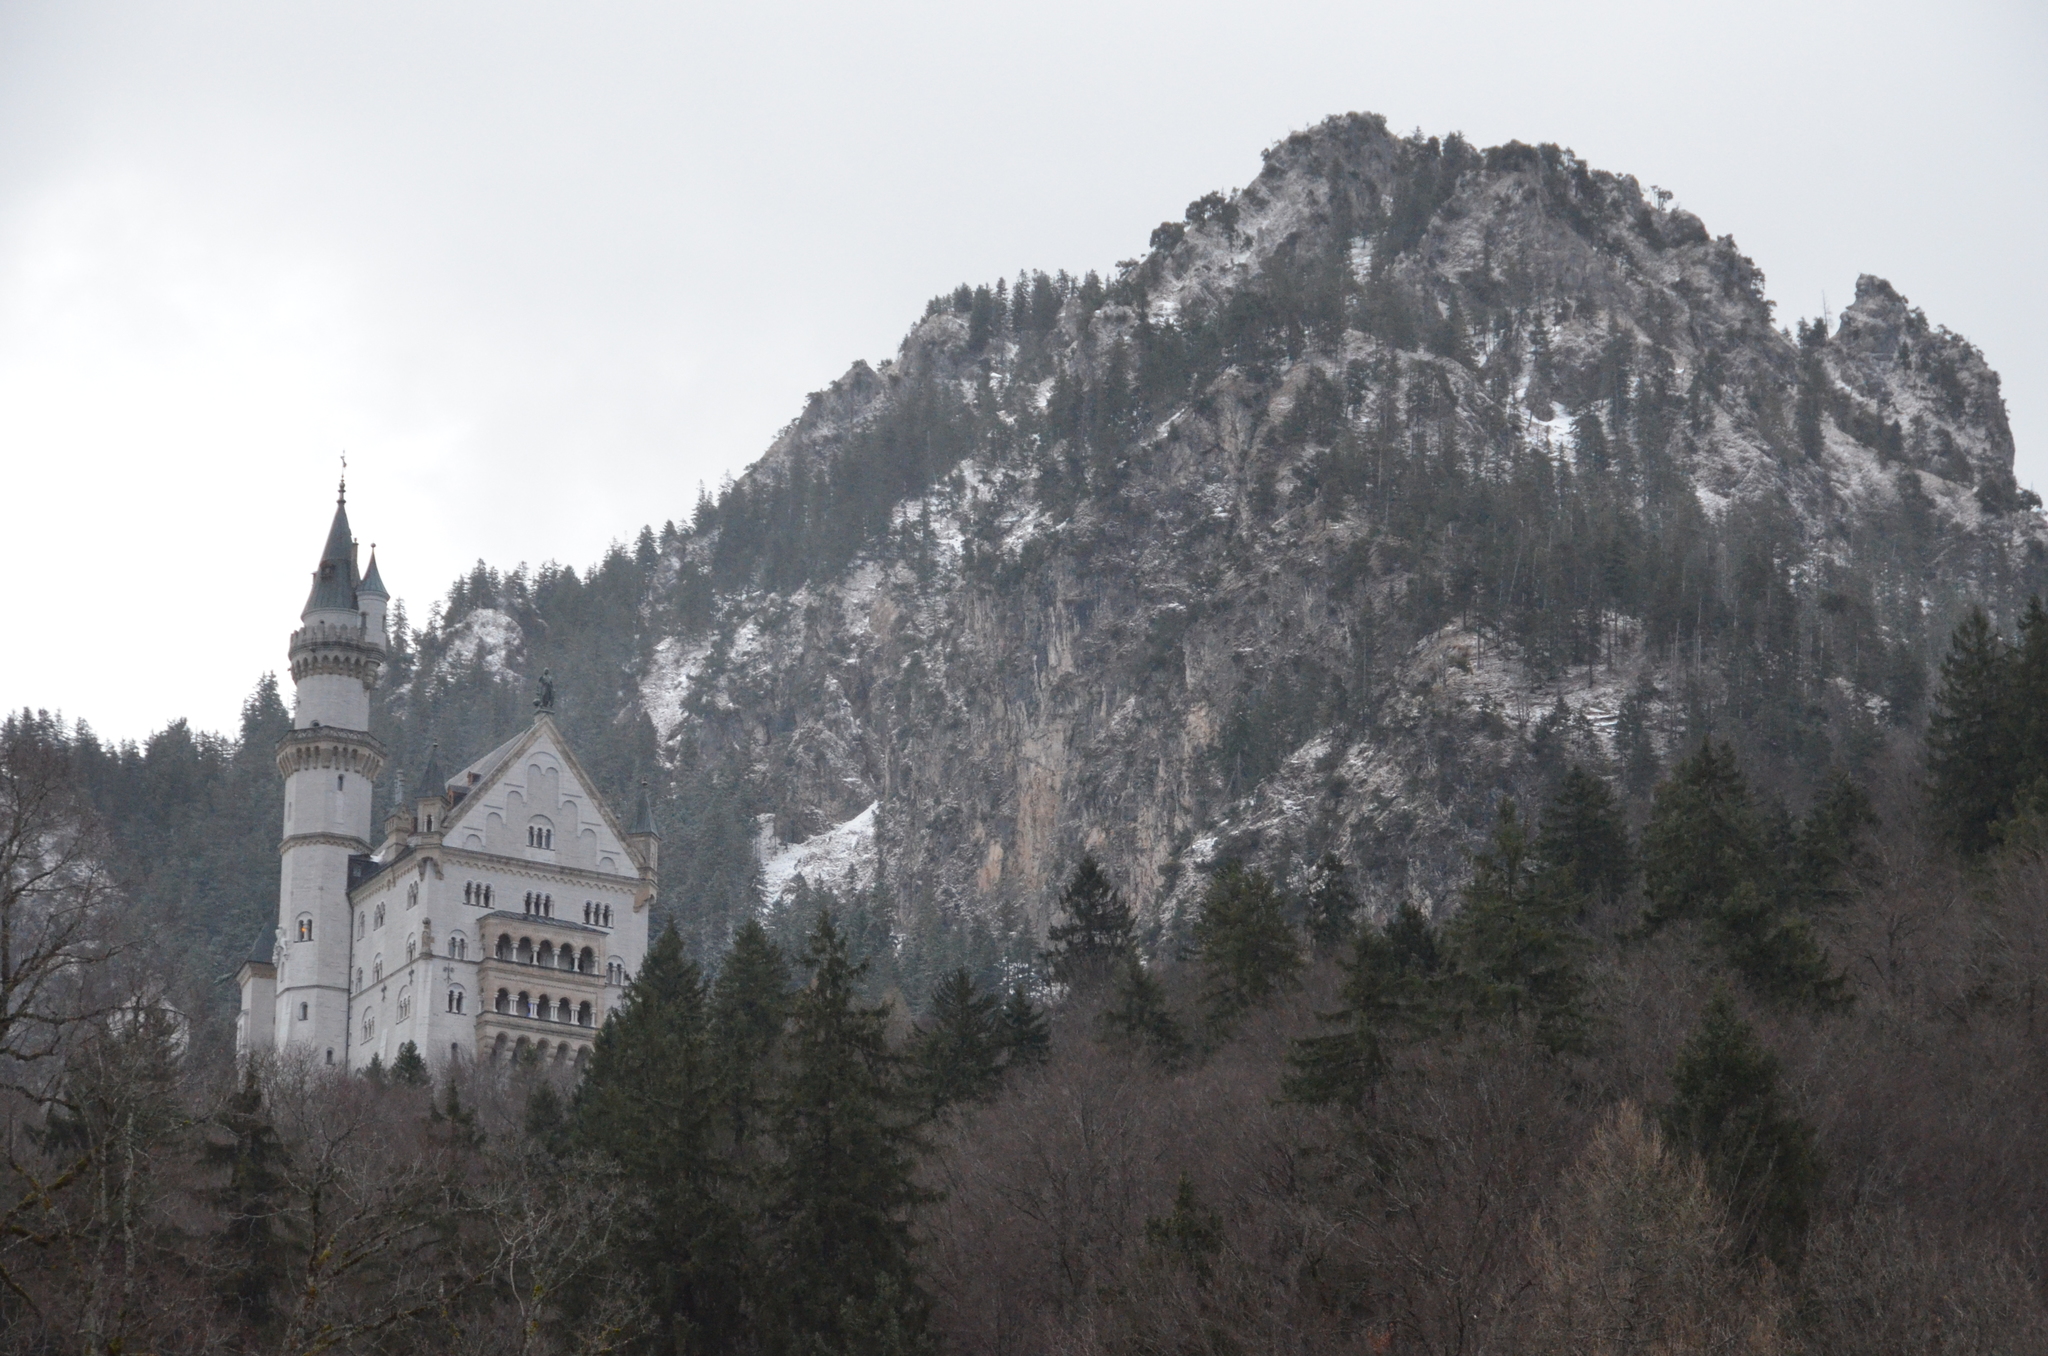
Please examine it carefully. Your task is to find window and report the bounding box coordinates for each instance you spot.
[362,1009,375,1040]
[336,773,345,791]
[496,934,512,960]
[604,904,613,927]
[517,937,534,964]
[406,882,418,909]
[580,946,595,973]
[518,991,532,1017]
[356,912,365,939]
[374,903,385,928]
[556,997,572,1022]
[298,1002,309,1021]
[495,988,510,1014]
[527,824,554,849]
[354,967,363,990]
[559,946,576,971]
[577,1001,593,1027]
[447,986,465,1013]
[607,958,624,985]
[449,931,467,960]
[538,941,554,968]
[397,988,412,1021]
[373,955,383,982]
[326,1048,334,1065]
[296,915,313,942]
[406,937,417,963]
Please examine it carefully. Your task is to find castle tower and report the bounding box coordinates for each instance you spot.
[261,483,388,1063]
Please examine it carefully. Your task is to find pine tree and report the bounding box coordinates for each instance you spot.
[1451,800,1589,1054]
[765,911,932,1355]
[203,1067,293,1332]
[996,984,1050,1067]
[1535,766,1634,915]
[1303,853,1360,959]
[1096,954,1186,1066]
[1641,741,1768,930]
[1925,607,2017,854]
[710,919,791,1151]
[1192,862,1304,1029]
[390,1040,428,1086]
[910,969,1005,1117]
[1284,910,1445,1109]
[573,924,749,1351]
[1144,1175,1224,1279]
[1660,988,1821,1266]
[1044,856,1136,988]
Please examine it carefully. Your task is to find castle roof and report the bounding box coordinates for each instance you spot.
[629,778,659,837]
[416,742,444,797]
[302,490,360,615]
[359,551,388,598]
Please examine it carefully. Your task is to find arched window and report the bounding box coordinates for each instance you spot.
[354,967,363,990]
[449,931,468,960]
[607,958,623,984]
[406,882,418,909]
[495,988,510,1014]
[579,946,595,973]
[464,882,473,905]
[337,773,345,791]
[356,912,365,939]
[560,946,577,971]
[517,937,534,964]
[536,993,551,1020]
[362,1009,376,1039]
[372,955,383,982]
[374,902,386,928]
[397,988,412,1021]
[406,937,417,963]
[577,1000,593,1027]
[296,914,313,942]
[298,1002,309,1021]
[518,991,532,1017]
[604,904,613,927]
[496,934,512,960]
[537,941,554,968]
[447,986,466,1014]
[556,997,571,1022]
[582,902,591,924]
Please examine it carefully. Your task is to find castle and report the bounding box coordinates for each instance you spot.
[237,487,655,1072]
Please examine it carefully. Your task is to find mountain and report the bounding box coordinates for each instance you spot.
[61,112,2047,1005]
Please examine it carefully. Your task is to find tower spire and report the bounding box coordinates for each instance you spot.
[303,492,360,617]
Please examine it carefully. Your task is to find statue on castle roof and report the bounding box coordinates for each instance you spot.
[534,669,555,713]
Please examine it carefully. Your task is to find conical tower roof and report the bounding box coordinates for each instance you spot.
[359,550,388,599]
[629,778,660,838]
[302,485,360,616]
[416,742,444,797]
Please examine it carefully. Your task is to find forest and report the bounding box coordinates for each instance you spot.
[3,599,2046,1354]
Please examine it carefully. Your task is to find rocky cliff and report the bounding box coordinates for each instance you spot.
[405,112,2042,945]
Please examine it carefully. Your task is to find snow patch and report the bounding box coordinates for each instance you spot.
[757,802,880,905]
[642,635,711,742]
[441,608,522,681]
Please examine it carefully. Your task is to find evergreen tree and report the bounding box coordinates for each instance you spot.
[1534,766,1634,914]
[1143,1175,1224,1279]
[910,969,1005,1117]
[390,1040,428,1086]
[203,1067,293,1332]
[573,924,749,1352]
[1641,742,1767,930]
[1192,862,1304,1029]
[1044,856,1136,988]
[996,983,1050,1067]
[1303,852,1360,959]
[1096,954,1186,1066]
[1450,800,1589,1054]
[1284,909,1445,1109]
[765,911,932,1355]
[1660,988,1821,1266]
[709,919,791,1152]
[1925,607,2017,854]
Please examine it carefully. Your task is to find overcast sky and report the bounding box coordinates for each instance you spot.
[3,1,2042,743]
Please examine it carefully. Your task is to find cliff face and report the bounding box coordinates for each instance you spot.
[420,113,2041,938]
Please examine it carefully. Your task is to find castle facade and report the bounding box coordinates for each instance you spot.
[237,489,654,1072]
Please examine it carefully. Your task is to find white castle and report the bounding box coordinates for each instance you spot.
[237,486,655,1072]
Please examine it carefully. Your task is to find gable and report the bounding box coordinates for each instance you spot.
[442,718,639,877]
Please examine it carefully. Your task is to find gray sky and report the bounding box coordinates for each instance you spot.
[3,0,2043,742]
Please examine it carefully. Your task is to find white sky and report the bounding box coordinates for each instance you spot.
[3,1,2043,743]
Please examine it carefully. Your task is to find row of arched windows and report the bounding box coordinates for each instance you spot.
[463,881,495,907]
[526,825,555,849]
[489,1033,589,1066]
[494,934,595,972]
[583,901,615,927]
[494,988,594,1026]
[523,892,554,918]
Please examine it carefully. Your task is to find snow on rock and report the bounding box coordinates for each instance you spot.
[757,801,879,905]
[441,608,522,681]
[642,635,711,744]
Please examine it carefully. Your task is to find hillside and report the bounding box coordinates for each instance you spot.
[57,111,2045,1001]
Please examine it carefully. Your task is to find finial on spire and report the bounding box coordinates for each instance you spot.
[339,451,348,504]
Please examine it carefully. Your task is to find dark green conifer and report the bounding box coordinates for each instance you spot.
[1925,607,2017,854]
[1660,988,1821,1266]
[1044,856,1137,988]
[204,1067,293,1330]
[573,924,747,1351]
[390,1039,428,1086]
[765,911,932,1354]
[1641,741,1769,929]
[996,983,1050,1067]
[910,968,1004,1117]
[710,918,791,1151]
[1192,862,1304,1029]
[1096,954,1186,1066]
[1450,800,1589,1054]
[1303,852,1360,959]
[1535,765,1634,914]
[1284,910,1444,1109]
[1144,1174,1224,1279]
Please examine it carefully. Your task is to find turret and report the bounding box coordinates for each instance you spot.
[626,777,660,875]
[414,743,448,839]
[358,549,389,651]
